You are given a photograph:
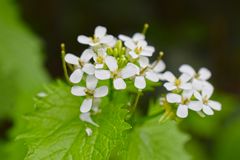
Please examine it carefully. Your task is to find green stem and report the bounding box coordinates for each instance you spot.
[131,91,142,113]
[61,43,71,85]
[142,23,149,35]
[137,110,165,124]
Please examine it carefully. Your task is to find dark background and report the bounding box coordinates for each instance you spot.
[18,0,240,95]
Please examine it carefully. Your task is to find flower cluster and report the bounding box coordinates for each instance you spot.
[65,26,165,120]
[162,64,221,118]
[64,25,221,125]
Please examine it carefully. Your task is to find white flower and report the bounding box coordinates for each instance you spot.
[179,64,211,90]
[71,75,108,113]
[166,90,202,118]
[95,56,139,90]
[92,48,108,69]
[134,57,163,89]
[193,87,221,115]
[77,26,116,47]
[80,112,99,127]
[163,71,192,91]
[118,32,145,43]
[65,49,95,83]
[85,127,93,136]
[124,40,155,59]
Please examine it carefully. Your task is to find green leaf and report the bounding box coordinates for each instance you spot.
[213,117,240,160]
[20,81,131,160]
[0,0,49,159]
[0,0,49,120]
[121,119,191,160]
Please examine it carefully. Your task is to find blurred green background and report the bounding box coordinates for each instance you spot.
[0,0,240,159]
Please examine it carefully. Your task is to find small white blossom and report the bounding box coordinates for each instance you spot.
[37,92,47,98]
[85,127,93,136]
[193,87,221,115]
[166,90,202,118]
[118,32,145,43]
[65,49,95,83]
[163,71,192,91]
[71,75,108,113]
[124,40,155,59]
[179,64,211,90]
[134,57,164,89]
[80,112,99,127]
[77,26,116,47]
[92,48,108,69]
[95,56,139,90]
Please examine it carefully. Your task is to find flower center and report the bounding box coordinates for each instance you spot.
[85,89,94,97]
[203,96,209,104]
[78,60,85,67]
[96,55,104,64]
[134,47,143,55]
[175,79,181,87]
[111,70,119,79]
[91,35,100,43]
[181,97,189,105]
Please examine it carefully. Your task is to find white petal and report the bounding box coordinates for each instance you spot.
[133,33,145,41]
[140,50,153,57]
[144,46,155,52]
[145,71,159,82]
[128,51,139,59]
[138,56,149,68]
[80,49,95,62]
[118,34,131,42]
[166,93,181,103]
[70,69,83,83]
[100,35,115,45]
[202,104,214,115]
[194,91,203,101]
[80,98,93,113]
[121,63,139,79]
[85,128,93,136]
[94,26,107,38]
[199,67,211,80]
[71,86,86,96]
[182,90,194,99]
[86,75,98,90]
[94,86,108,98]
[80,112,99,127]
[192,79,204,90]
[179,74,191,82]
[202,81,214,98]
[95,70,111,80]
[105,56,118,72]
[179,64,195,77]
[208,100,221,111]
[179,83,192,90]
[137,40,147,47]
[113,78,126,90]
[134,76,146,89]
[177,104,188,118]
[82,63,95,75]
[125,41,136,50]
[95,63,104,69]
[65,53,79,65]
[188,101,202,111]
[163,82,177,91]
[152,60,166,73]
[163,71,176,82]
[77,35,91,45]
[202,84,213,99]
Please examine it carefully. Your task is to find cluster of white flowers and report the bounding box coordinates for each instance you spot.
[163,64,221,118]
[64,25,221,126]
[65,26,166,124]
